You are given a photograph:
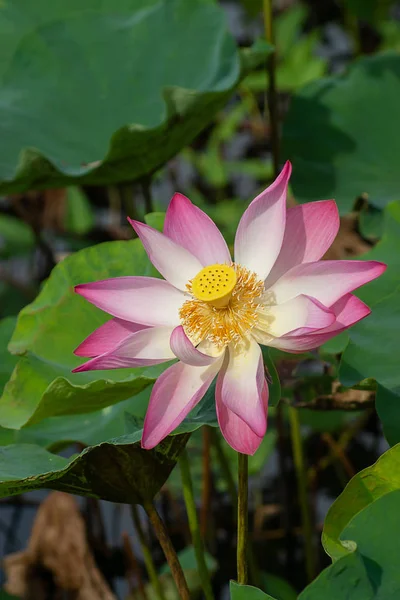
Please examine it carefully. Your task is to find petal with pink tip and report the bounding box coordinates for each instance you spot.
[72,326,175,372]
[270,260,386,308]
[267,294,371,353]
[265,200,340,287]
[170,326,217,366]
[216,360,268,455]
[141,357,224,449]
[257,294,335,338]
[164,193,231,266]
[75,277,184,326]
[220,339,266,437]
[128,218,202,290]
[74,318,148,357]
[234,161,291,280]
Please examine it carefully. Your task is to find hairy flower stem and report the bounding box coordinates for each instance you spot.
[263,0,280,178]
[143,501,190,600]
[130,505,166,600]
[288,406,316,583]
[179,448,215,600]
[237,452,249,584]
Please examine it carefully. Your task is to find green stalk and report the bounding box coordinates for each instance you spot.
[143,500,190,600]
[288,406,316,582]
[263,0,280,178]
[237,453,249,584]
[179,448,215,600]
[130,505,166,600]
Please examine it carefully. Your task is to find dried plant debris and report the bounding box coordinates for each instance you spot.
[3,491,116,600]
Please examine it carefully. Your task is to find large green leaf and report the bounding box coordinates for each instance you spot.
[230,582,277,600]
[0,239,166,429]
[322,443,400,561]
[301,491,400,599]
[339,201,400,444]
[283,52,400,213]
[0,432,188,503]
[0,0,269,194]
[0,317,18,394]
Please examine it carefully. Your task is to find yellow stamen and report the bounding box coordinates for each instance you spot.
[180,263,265,349]
[191,264,237,308]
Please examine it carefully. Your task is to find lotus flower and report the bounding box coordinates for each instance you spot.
[73,162,385,454]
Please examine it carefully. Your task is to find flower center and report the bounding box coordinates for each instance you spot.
[191,264,237,308]
[180,263,265,349]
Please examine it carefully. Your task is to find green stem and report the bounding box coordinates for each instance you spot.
[211,429,237,517]
[211,432,260,587]
[142,176,154,214]
[288,406,315,583]
[263,0,280,178]
[130,505,166,600]
[143,500,190,600]
[179,448,215,600]
[237,453,249,585]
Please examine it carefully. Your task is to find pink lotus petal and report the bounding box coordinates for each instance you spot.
[72,326,175,372]
[216,362,268,455]
[270,260,386,308]
[128,218,202,290]
[265,200,340,287]
[75,277,184,326]
[141,357,224,449]
[170,326,216,366]
[268,293,371,352]
[257,294,335,338]
[220,339,266,437]
[74,318,148,357]
[234,161,291,280]
[164,193,231,266]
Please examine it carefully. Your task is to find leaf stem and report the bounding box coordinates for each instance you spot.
[237,452,249,584]
[131,505,166,600]
[263,0,280,178]
[200,426,212,540]
[179,448,215,600]
[142,176,154,214]
[143,500,190,600]
[288,406,315,582]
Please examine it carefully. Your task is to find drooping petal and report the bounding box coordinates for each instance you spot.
[164,193,231,266]
[141,357,224,449]
[128,218,202,290]
[219,339,266,437]
[75,277,184,326]
[234,161,291,280]
[72,326,175,372]
[256,294,335,339]
[74,318,148,357]
[269,260,386,307]
[265,200,340,287]
[170,326,217,366]
[216,358,268,455]
[268,293,371,352]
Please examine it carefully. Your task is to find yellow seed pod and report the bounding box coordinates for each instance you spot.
[191,264,237,308]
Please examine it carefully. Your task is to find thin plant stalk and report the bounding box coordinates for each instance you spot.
[142,176,154,214]
[237,452,249,584]
[179,448,215,600]
[200,426,212,540]
[130,505,166,600]
[263,0,280,178]
[143,500,190,600]
[288,406,316,583]
[211,429,237,516]
[211,431,261,587]
[122,530,149,600]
